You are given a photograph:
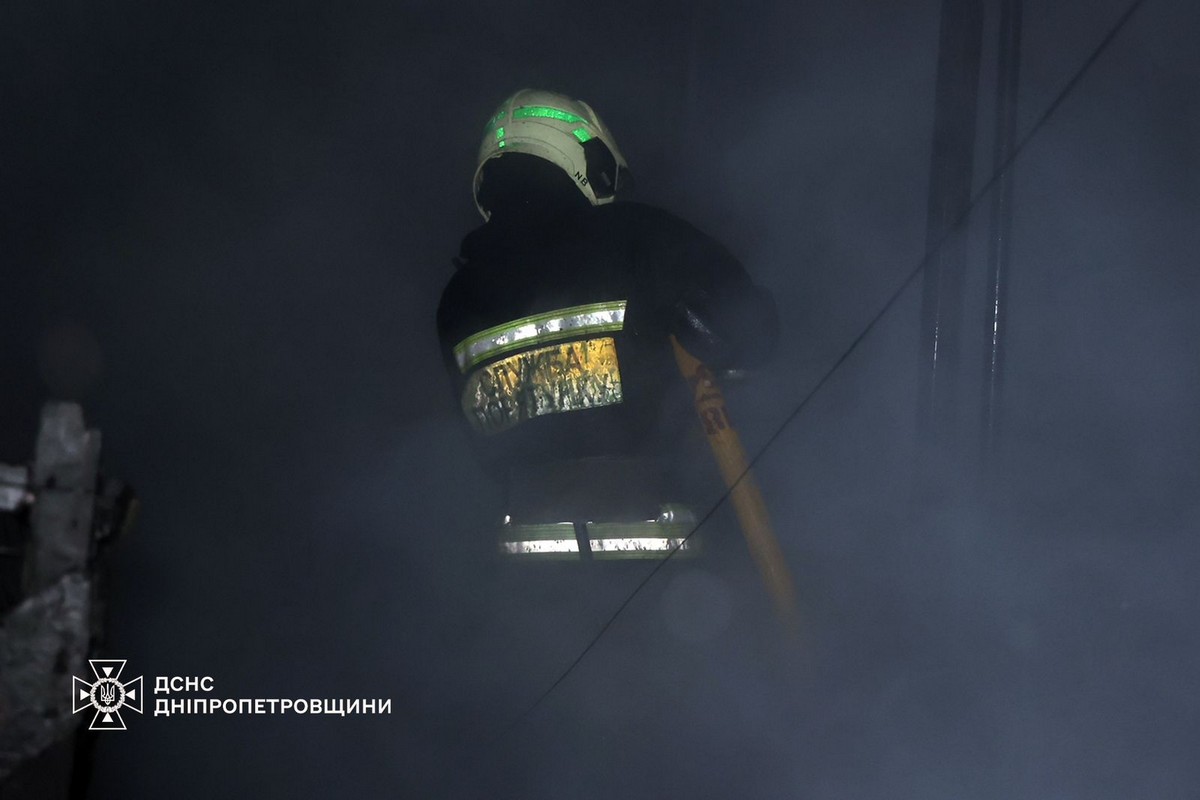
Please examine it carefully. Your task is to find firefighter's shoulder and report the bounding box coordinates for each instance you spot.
[591,200,692,233]
[595,201,731,256]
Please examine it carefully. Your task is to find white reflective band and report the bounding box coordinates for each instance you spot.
[454,301,627,372]
[500,539,580,554]
[589,537,690,553]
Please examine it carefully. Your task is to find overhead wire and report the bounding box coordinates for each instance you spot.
[488,0,1152,745]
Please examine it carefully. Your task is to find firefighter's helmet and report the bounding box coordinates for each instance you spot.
[473,89,631,220]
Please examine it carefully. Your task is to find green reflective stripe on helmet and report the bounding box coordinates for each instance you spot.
[513,106,589,124]
[495,126,505,141]
[453,300,627,372]
[472,90,631,221]
[485,109,507,132]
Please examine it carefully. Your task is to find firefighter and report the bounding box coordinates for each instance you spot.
[437,88,778,560]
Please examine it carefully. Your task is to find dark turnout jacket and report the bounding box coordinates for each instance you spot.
[437,201,777,527]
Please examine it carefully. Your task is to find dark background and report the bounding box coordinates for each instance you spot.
[2,0,1198,797]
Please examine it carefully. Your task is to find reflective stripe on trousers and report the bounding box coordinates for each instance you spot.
[498,506,698,560]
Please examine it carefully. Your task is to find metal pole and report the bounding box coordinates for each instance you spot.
[982,0,1023,457]
[917,0,985,446]
[983,2,1026,792]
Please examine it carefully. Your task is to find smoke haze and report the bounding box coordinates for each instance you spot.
[2,0,1197,796]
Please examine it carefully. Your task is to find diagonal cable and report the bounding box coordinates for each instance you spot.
[488,0,1150,744]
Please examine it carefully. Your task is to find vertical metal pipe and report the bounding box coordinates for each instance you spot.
[918,0,985,445]
[982,0,1023,456]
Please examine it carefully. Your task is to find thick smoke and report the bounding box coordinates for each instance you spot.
[1,0,1196,797]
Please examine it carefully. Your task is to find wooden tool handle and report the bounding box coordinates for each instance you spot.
[671,336,800,635]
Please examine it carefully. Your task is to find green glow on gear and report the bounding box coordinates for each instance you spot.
[513,106,588,124]
[472,89,631,221]
[495,127,505,141]
[485,110,507,132]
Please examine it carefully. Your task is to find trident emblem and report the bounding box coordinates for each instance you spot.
[72,659,144,730]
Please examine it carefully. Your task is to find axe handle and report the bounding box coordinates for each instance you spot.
[670,336,800,635]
